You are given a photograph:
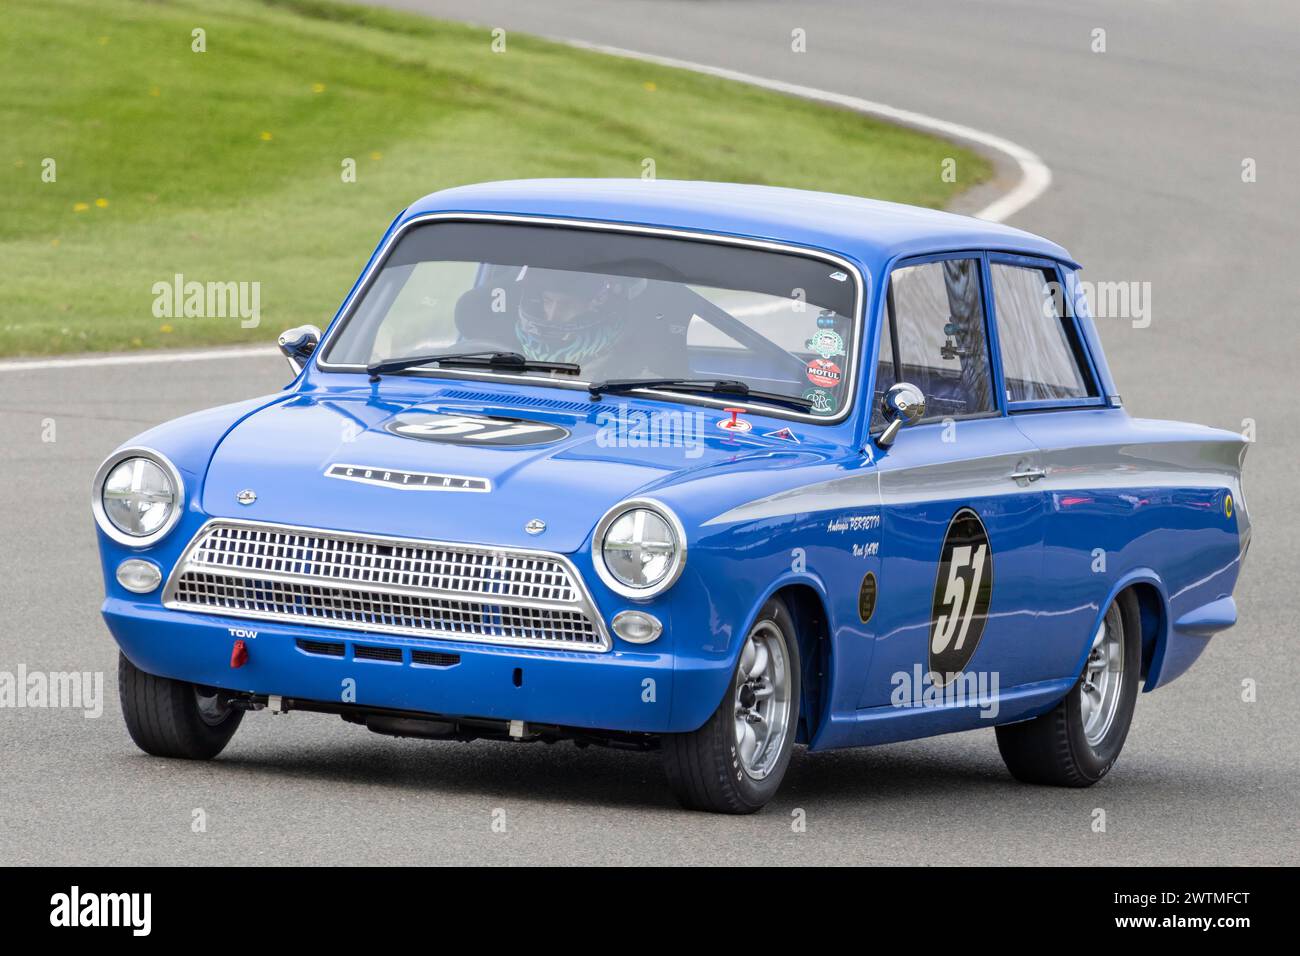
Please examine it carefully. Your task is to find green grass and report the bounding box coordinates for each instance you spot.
[0,0,991,357]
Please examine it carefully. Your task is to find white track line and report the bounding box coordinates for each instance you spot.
[1,42,1049,375]
[562,39,1051,224]
[0,345,277,373]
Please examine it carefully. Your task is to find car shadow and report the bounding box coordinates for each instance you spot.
[178,721,1027,813]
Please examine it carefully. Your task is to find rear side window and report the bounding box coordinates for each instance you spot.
[873,258,996,429]
[989,263,1095,403]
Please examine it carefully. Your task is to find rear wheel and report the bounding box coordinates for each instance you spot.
[663,598,801,813]
[118,653,243,759]
[995,590,1141,786]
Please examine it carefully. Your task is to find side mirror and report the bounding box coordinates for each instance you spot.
[278,325,322,375]
[875,382,926,448]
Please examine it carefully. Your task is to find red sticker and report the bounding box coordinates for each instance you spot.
[717,416,753,432]
[717,407,752,432]
[806,359,842,388]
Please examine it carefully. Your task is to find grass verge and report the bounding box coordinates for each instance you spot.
[0,0,991,357]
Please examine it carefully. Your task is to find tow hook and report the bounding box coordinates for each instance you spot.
[230,639,249,668]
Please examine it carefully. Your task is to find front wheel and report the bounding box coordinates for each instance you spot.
[118,653,243,759]
[995,590,1141,786]
[663,598,801,813]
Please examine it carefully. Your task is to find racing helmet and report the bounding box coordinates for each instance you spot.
[514,266,646,364]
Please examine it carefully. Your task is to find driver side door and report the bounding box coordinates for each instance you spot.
[857,254,1049,732]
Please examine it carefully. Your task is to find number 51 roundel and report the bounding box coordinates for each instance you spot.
[928,508,994,683]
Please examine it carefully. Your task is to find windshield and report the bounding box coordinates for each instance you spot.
[321,220,861,419]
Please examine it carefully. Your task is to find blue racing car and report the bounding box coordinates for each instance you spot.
[93,180,1250,813]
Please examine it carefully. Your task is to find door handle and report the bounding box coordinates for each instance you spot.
[1009,467,1047,482]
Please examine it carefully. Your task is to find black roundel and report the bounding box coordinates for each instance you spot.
[858,572,877,624]
[385,411,569,446]
[928,508,994,683]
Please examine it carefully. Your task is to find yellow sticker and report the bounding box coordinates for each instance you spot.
[1225,493,1234,518]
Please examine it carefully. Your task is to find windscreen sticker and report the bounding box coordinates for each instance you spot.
[928,508,994,684]
[802,388,835,414]
[805,329,846,359]
[806,359,843,388]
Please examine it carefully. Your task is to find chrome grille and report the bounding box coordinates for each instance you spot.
[164,520,608,651]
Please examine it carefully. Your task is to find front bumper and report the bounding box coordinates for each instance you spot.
[104,598,680,733]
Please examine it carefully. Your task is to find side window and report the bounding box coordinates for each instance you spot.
[990,263,1096,403]
[873,258,995,429]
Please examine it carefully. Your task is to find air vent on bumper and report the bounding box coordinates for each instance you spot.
[353,644,403,662]
[296,639,345,657]
[411,650,461,668]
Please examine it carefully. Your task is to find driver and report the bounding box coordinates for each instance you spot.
[513,267,647,377]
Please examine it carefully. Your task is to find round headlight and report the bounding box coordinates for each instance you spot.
[595,501,685,599]
[93,450,183,546]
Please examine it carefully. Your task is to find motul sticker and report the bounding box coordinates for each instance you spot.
[806,359,842,388]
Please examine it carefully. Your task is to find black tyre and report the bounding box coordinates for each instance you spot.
[663,597,801,813]
[118,652,243,759]
[995,590,1141,786]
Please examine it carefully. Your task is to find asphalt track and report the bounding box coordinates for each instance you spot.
[2,0,1296,865]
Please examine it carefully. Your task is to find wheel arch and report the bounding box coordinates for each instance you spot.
[684,572,837,742]
[770,582,833,746]
[1075,570,1169,693]
[1128,581,1167,689]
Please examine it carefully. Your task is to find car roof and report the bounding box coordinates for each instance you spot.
[403,179,1077,272]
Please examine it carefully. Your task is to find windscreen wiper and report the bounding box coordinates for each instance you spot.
[588,377,815,412]
[367,351,580,382]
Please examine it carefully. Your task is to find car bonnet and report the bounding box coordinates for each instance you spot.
[199,388,831,551]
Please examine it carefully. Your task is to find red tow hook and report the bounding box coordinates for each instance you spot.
[230,639,249,669]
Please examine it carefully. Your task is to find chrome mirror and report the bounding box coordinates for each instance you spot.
[875,382,926,448]
[278,325,322,375]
